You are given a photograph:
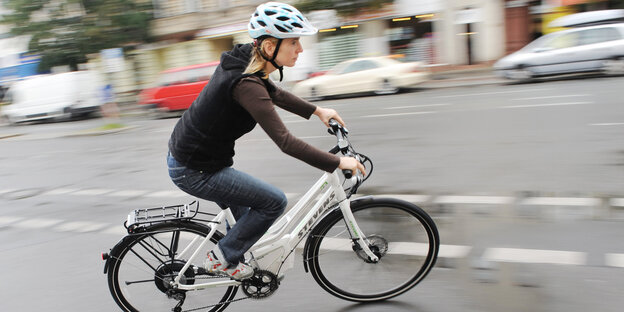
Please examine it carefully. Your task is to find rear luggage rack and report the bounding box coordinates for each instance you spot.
[124,201,216,233]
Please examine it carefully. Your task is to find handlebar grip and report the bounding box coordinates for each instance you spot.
[342,169,353,179]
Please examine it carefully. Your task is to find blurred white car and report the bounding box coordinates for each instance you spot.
[292,56,429,100]
[494,23,624,80]
[2,71,104,124]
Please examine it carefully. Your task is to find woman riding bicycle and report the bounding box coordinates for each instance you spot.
[167,2,365,281]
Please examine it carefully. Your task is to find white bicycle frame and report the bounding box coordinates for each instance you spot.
[171,169,377,291]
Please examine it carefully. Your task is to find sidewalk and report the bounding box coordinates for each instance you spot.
[420,62,506,89]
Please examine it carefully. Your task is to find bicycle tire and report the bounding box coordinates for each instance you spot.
[106,221,237,312]
[304,197,439,302]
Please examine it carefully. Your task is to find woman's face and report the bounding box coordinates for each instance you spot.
[266,38,303,67]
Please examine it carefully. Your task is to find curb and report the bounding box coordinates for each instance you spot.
[0,133,24,140]
[63,125,138,137]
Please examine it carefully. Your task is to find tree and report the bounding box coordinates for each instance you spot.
[0,0,153,72]
[296,0,394,16]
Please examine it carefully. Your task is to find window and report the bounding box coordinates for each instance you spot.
[578,27,622,46]
[339,60,379,74]
[544,32,579,50]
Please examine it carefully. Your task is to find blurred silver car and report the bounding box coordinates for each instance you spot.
[494,23,624,80]
[292,56,429,100]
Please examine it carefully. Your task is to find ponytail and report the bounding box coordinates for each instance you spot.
[244,37,279,79]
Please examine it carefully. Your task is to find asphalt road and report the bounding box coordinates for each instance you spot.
[1,75,623,312]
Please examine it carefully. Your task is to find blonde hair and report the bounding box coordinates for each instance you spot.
[244,37,279,79]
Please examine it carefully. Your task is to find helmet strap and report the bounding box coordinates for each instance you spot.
[258,38,284,82]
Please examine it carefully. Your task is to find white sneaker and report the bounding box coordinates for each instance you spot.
[204,250,254,280]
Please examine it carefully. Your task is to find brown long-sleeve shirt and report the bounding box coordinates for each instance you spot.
[232,76,340,173]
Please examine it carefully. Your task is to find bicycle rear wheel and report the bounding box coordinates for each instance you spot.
[304,197,439,302]
[106,221,237,312]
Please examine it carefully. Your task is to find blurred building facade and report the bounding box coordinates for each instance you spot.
[123,0,509,92]
[3,0,623,103]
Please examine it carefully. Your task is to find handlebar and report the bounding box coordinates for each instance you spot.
[327,119,373,195]
[327,119,354,178]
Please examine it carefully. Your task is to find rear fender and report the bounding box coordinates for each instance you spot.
[102,221,216,274]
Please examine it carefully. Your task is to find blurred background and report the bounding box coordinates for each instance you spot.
[1,1,624,312]
[1,0,622,103]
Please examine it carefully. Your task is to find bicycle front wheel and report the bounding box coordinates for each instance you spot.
[304,197,439,302]
[106,221,237,312]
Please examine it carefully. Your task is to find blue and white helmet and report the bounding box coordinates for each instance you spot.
[248,2,317,39]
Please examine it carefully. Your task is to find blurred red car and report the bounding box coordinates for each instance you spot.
[138,61,219,113]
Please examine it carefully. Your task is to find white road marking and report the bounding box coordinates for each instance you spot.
[611,198,624,207]
[438,244,472,258]
[318,238,469,258]
[433,88,551,98]
[0,189,15,195]
[0,216,23,226]
[381,194,431,203]
[285,193,300,200]
[53,221,109,233]
[362,111,436,118]
[520,197,601,206]
[42,188,79,195]
[589,122,624,126]
[502,102,593,109]
[109,190,149,197]
[434,195,514,205]
[13,218,64,229]
[483,248,586,265]
[101,226,127,236]
[385,104,449,109]
[144,190,188,198]
[73,189,113,196]
[513,94,590,100]
[605,253,624,268]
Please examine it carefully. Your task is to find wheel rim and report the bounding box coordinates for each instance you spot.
[309,203,438,300]
[510,68,532,80]
[108,225,236,312]
[308,87,321,101]
[603,58,624,75]
[376,80,398,94]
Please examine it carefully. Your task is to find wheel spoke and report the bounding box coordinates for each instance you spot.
[107,222,238,312]
[305,199,439,301]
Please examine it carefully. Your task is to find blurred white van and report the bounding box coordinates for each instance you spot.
[1,70,104,124]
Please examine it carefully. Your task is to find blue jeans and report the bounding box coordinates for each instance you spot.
[167,152,287,265]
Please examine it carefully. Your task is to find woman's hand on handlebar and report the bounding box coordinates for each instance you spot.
[339,156,366,177]
[314,107,345,128]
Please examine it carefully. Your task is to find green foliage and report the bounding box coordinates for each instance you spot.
[296,0,394,16]
[0,0,153,72]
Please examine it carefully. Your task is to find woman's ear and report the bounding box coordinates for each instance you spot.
[263,40,276,58]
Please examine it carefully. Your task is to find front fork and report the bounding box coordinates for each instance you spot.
[339,202,379,263]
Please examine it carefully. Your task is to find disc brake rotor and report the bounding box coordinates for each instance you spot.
[354,235,388,263]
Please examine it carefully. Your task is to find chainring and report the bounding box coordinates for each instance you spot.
[241,270,279,299]
[353,235,388,263]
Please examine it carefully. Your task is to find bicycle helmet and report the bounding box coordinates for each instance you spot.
[248,2,317,81]
[248,2,317,39]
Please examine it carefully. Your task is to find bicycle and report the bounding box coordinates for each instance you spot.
[102,120,440,312]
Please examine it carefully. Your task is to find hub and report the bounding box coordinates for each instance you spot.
[154,260,195,294]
